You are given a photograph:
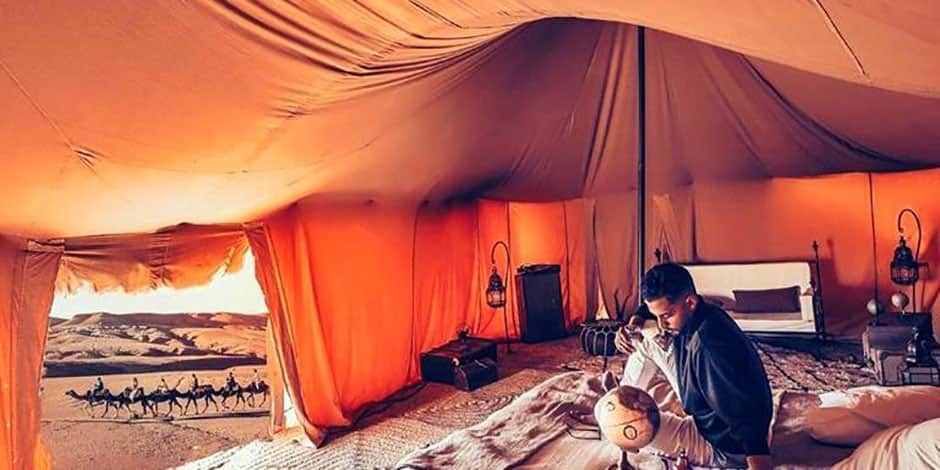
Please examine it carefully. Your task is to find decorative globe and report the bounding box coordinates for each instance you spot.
[866,299,885,316]
[891,292,910,311]
[593,385,661,451]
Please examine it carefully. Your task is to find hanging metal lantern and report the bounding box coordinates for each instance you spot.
[486,265,506,308]
[890,235,919,286]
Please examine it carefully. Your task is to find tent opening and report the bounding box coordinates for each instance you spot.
[40,251,274,470]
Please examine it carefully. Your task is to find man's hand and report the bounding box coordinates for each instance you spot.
[746,455,773,470]
[614,315,645,355]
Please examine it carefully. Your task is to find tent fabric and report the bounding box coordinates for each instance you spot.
[55,224,250,294]
[2,4,940,238]
[247,199,591,432]
[0,237,62,470]
[3,1,940,460]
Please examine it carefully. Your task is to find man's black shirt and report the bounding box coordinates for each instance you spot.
[674,298,773,456]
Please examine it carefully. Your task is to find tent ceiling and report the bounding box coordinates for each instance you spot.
[1,2,939,238]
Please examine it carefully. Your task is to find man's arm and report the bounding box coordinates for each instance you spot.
[694,339,774,461]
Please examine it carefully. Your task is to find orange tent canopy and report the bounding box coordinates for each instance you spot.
[1,2,938,237]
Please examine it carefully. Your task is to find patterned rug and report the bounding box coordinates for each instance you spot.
[559,337,876,394]
[181,336,876,469]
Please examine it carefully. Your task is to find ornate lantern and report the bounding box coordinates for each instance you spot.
[890,208,926,314]
[486,241,512,353]
[890,236,918,286]
[485,266,506,308]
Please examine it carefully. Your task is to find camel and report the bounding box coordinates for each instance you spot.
[215,383,249,411]
[180,385,221,415]
[145,389,185,417]
[65,388,132,418]
[243,381,270,408]
[63,377,270,419]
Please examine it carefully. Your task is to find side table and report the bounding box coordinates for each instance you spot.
[863,313,935,385]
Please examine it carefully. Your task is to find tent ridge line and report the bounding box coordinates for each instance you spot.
[742,58,914,171]
[810,0,868,79]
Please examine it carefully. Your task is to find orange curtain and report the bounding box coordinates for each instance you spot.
[473,200,592,339]
[247,202,416,433]
[0,237,63,470]
[412,203,479,362]
[249,198,592,439]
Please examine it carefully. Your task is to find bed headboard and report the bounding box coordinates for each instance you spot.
[682,261,818,334]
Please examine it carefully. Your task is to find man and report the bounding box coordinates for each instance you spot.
[156,377,170,393]
[614,263,773,470]
[189,373,200,392]
[225,371,238,391]
[250,369,262,388]
[92,377,105,396]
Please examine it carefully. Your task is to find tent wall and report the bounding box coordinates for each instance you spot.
[611,170,940,338]
[0,237,62,470]
[250,198,593,433]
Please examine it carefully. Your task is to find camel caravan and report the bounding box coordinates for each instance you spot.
[65,370,271,419]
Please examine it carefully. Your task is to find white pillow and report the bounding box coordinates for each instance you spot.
[806,385,940,446]
[832,418,940,470]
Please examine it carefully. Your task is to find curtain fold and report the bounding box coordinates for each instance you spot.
[57,224,249,294]
[0,237,63,470]
[245,214,331,444]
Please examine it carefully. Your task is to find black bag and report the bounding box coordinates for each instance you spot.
[454,357,499,391]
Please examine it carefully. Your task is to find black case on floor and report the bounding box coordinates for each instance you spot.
[420,336,498,386]
[454,357,499,391]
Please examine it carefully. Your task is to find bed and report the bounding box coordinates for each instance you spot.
[395,371,940,469]
[683,262,820,336]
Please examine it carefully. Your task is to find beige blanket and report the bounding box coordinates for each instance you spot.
[396,371,855,469]
[396,371,616,469]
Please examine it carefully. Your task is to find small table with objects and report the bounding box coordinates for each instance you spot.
[863,313,937,385]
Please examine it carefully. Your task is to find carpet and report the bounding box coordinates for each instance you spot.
[560,338,875,393]
[181,337,876,469]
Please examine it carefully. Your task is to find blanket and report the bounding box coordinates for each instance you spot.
[395,371,856,469]
[395,371,615,469]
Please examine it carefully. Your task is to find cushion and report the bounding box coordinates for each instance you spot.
[732,285,801,313]
[832,417,940,470]
[701,295,735,311]
[807,385,940,446]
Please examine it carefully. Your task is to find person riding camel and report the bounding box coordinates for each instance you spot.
[156,377,170,393]
[225,371,237,392]
[129,377,142,398]
[250,369,261,388]
[92,377,104,396]
[189,373,199,392]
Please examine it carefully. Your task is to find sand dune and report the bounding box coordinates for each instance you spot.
[44,312,267,377]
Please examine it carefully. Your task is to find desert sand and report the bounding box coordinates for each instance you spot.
[42,367,270,470]
[41,313,271,469]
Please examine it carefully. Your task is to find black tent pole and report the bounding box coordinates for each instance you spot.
[637,25,647,306]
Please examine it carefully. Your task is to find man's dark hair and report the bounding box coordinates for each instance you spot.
[641,263,696,303]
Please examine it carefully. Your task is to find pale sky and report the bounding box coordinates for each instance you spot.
[50,252,268,318]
